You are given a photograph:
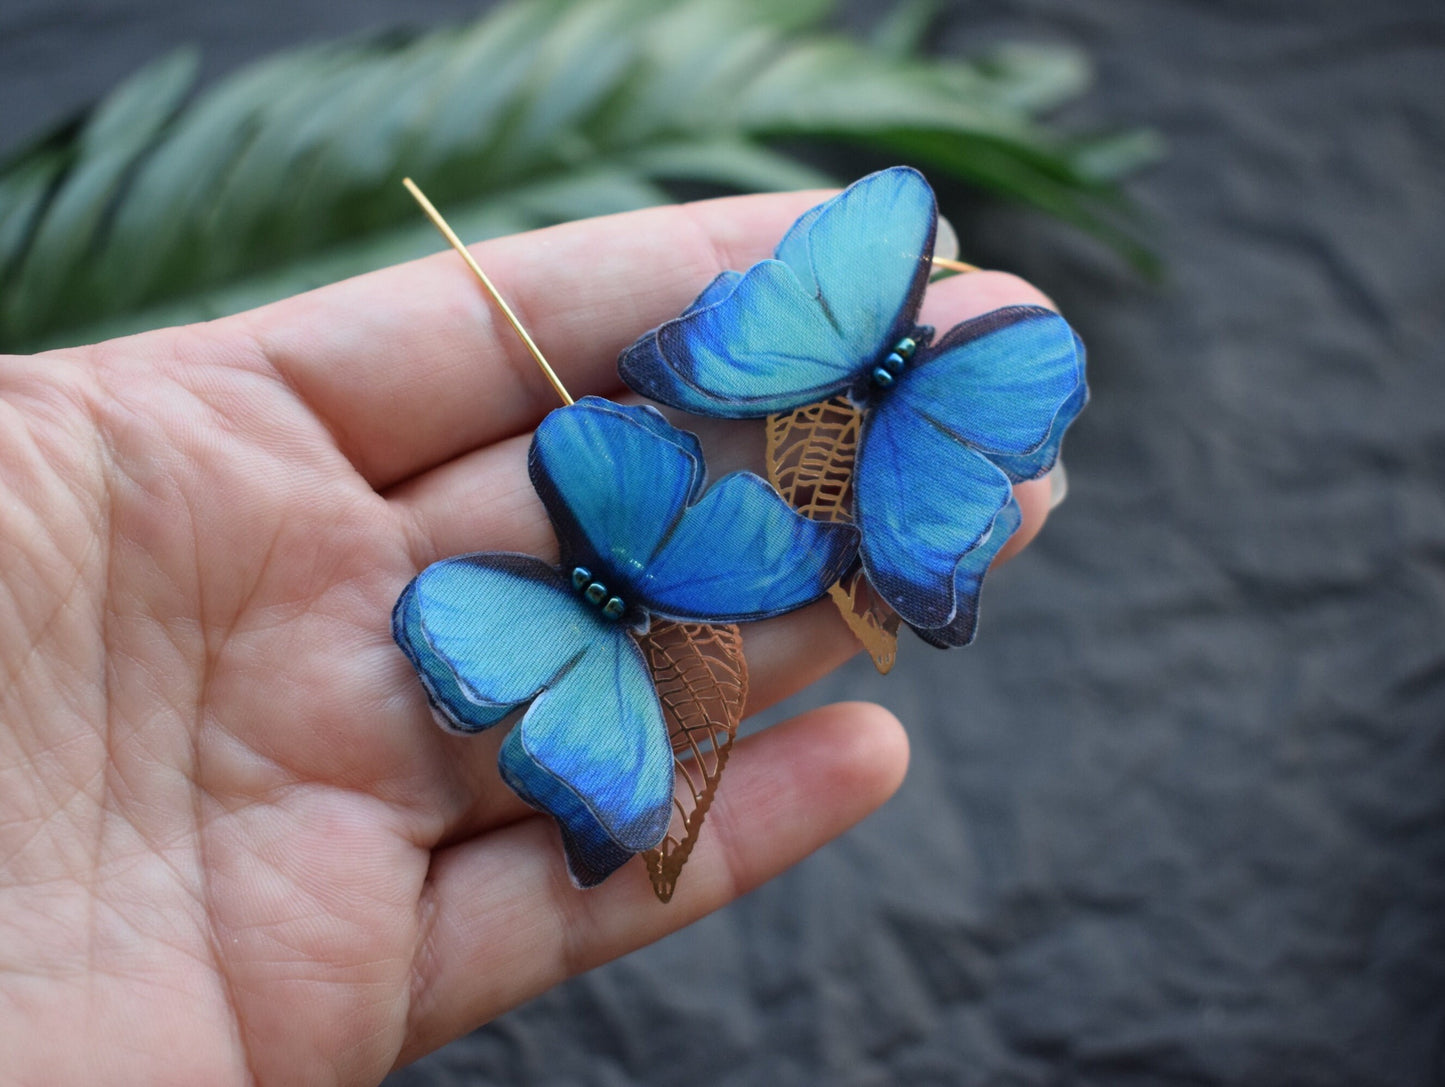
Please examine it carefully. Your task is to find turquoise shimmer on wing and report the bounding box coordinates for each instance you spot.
[393,551,672,886]
[635,470,858,622]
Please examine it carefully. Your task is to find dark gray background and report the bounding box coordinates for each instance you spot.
[4,1,1442,1084]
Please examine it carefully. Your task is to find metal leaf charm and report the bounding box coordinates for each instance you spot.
[828,565,903,674]
[638,619,749,903]
[766,396,901,673]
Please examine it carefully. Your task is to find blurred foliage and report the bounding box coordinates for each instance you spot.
[0,0,1160,352]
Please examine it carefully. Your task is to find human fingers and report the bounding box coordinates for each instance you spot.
[231,191,831,490]
[395,700,908,1066]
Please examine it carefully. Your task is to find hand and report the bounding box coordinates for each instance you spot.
[0,191,1057,1084]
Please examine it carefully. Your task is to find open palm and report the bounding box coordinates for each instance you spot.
[0,190,1057,1084]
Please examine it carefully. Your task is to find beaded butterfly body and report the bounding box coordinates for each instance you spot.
[393,397,856,890]
[619,167,1087,670]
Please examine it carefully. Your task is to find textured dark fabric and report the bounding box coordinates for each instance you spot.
[3,2,1442,1085]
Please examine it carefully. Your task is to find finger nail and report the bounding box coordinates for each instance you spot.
[934,214,960,262]
[1047,460,1069,510]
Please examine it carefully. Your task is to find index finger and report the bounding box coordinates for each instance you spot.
[230,191,831,489]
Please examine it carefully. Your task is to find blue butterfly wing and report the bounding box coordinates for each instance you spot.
[773,166,936,359]
[854,395,1015,630]
[393,552,672,887]
[633,470,860,622]
[680,269,743,315]
[986,337,1089,482]
[498,626,673,888]
[530,398,705,582]
[617,167,937,417]
[899,307,1086,461]
[913,498,1023,648]
[393,553,594,732]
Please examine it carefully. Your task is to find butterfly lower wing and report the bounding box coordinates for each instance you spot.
[766,396,901,673]
[855,396,1016,631]
[499,624,674,888]
[912,499,1023,648]
[637,620,749,903]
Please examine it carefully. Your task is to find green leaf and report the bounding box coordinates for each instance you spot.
[0,0,1159,353]
[870,0,941,61]
[2,49,198,339]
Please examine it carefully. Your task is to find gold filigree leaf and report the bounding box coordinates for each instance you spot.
[638,619,748,903]
[766,396,902,673]
[828,566,903,674]
[765,395,861,524]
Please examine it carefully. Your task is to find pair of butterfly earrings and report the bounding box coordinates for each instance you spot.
[393,167,1087,899]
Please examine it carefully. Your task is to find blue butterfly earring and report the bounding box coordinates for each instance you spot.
[395,181,858,896]
[619,167,1087,672]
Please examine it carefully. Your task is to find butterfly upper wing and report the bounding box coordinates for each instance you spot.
[854,395,1016,631]
[531,397,860,623]
[530,398,705,583]
[899,307,1086,465]
[617,167,938,418]
[636,470,859,622]
[774,165,936,357]
[393,552,672,887]
[393,553,594,731]
[985,336,1089,482]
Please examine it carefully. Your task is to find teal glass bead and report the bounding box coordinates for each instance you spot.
[602,597,626,620]
[882,351,906,375]
[894,336,917,359]
[585,582,608,605]
[871,366,896,389]
[571,567,591,590]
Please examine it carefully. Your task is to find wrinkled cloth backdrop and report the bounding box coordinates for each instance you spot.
[2,1,1441,1084]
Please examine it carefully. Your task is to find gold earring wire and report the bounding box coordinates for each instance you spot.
[402,177,574,407]
[930,256,981,274]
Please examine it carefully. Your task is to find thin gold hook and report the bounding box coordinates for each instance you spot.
[930,256,981,274]
[402,177,574,407]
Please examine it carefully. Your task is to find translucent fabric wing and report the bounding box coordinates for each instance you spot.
[772,164,936,356]
[497,626,674,887]
[987,348,1089,482]
[855,397,1016,631]
[913,500,1024,649]
[618,167,937,418]
[531,397,858,622]
[392,553,594,733]
[530,398,705,591]
[896,306,1086,459]
[392,553,673,887]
